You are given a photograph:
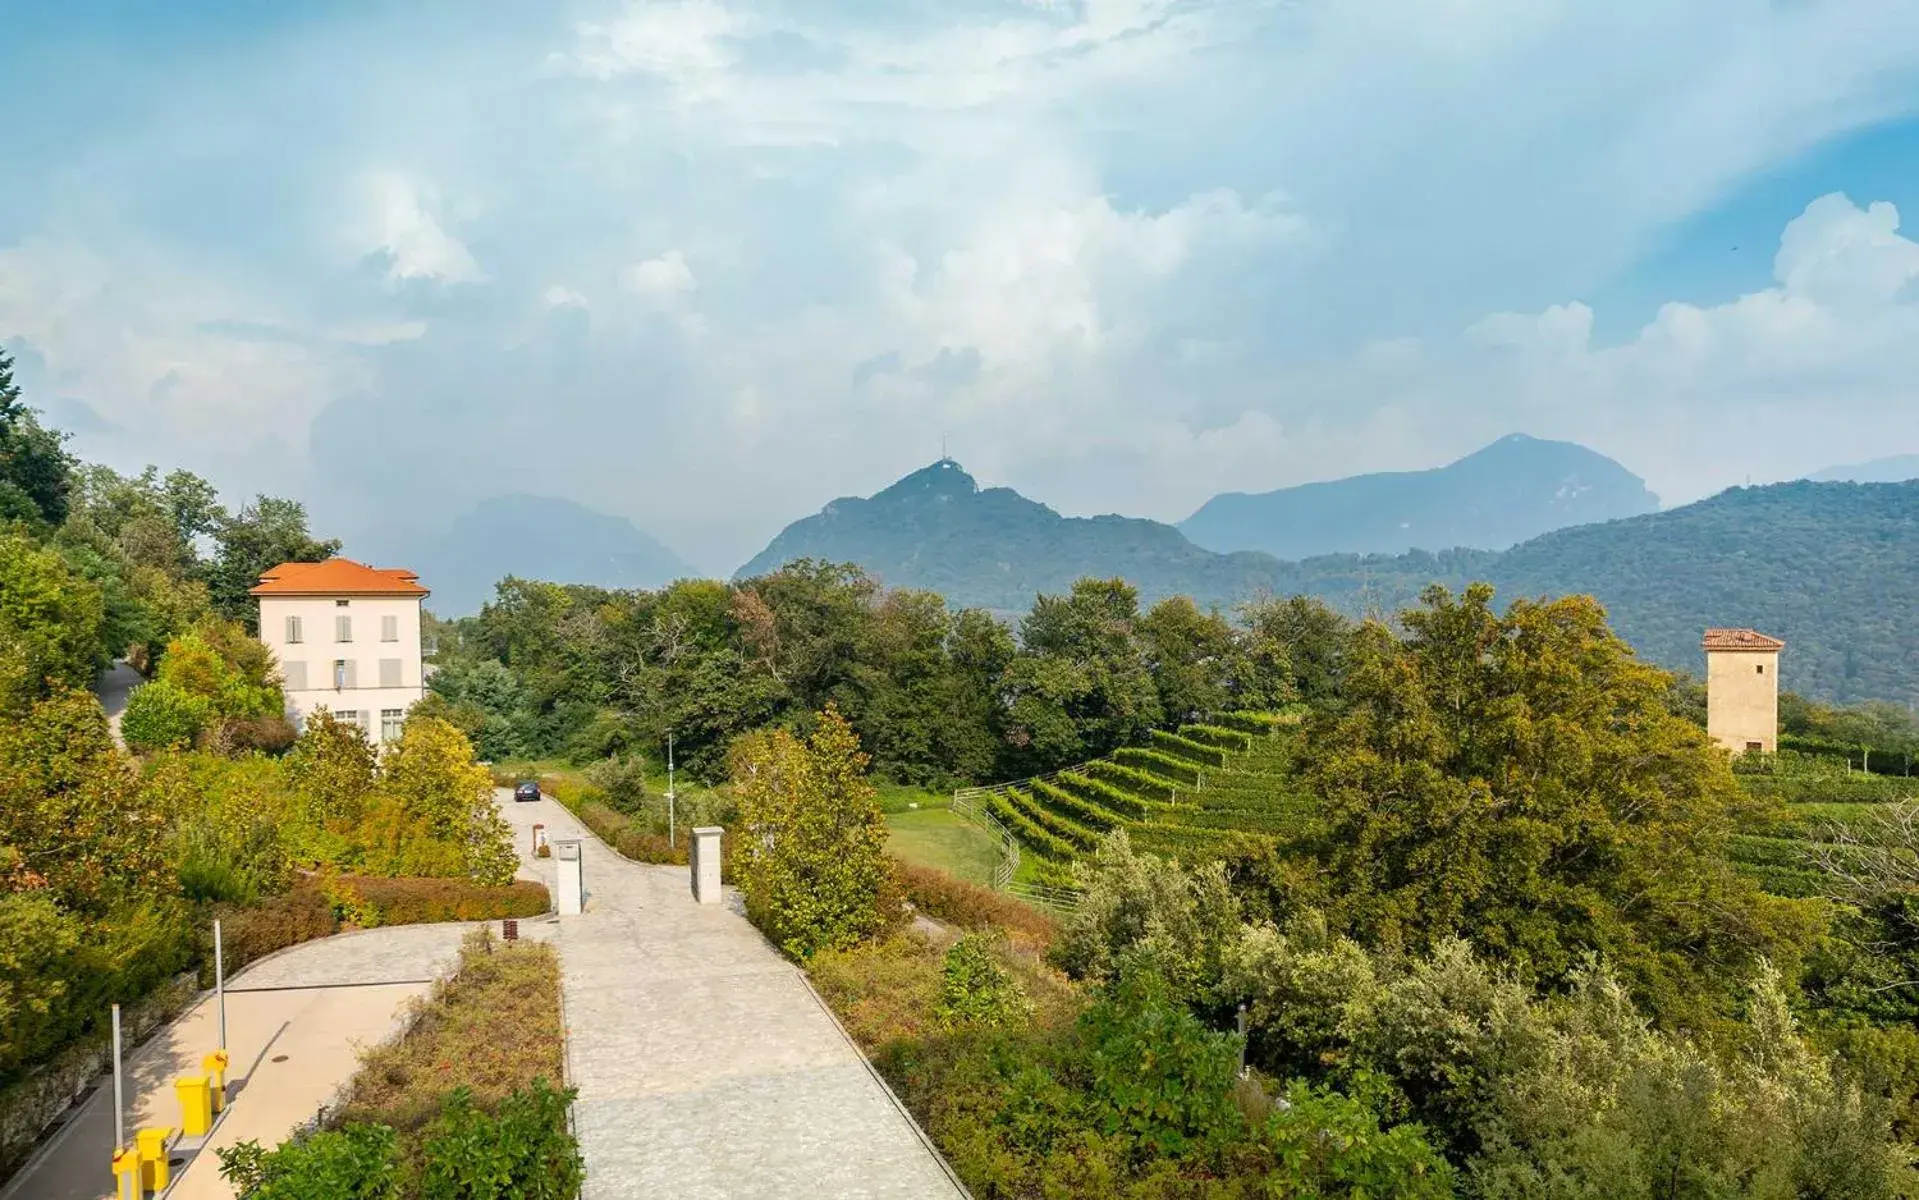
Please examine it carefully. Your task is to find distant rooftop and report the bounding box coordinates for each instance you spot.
[250,557,429,598]
[1702,628,1784,652]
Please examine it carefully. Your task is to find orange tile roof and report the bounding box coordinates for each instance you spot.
[1702,628,1784,652]
[249,558,429,598]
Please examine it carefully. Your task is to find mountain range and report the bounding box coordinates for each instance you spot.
[738,458,1919,708]
[389,495,692,616]
[1809,454,1919,484]
[1179,433,1660,558]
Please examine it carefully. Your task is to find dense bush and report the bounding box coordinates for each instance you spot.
[120,679,211,750]
[581,754,648,814]
[332,877,550,927]
[892,859,1057,946]
[217,1124,404,1200]
[935,932,1032,1031]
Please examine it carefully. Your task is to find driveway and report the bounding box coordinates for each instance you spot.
[496,790,967,1200]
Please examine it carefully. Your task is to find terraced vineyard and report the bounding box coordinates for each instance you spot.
[1729,754,1919,898]
[953,710,1317,890]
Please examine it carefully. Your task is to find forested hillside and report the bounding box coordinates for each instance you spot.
[742,461,1919,706]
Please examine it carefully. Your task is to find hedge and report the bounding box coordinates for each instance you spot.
[334,877,550,926]
[891,858,1057,945]
[1081,760,1177,803]
[1114,747,1202,786]
[1148,730,1228,769]
[1028,779,1127,831]
[987,793,1075,861]
[1176,724,1255,753]
[1055,772,1158,821]
[1005,789,1099,852]
[1214,711,1293,735]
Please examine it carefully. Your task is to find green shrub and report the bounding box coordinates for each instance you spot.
[416,1080,582,1200]
[581,754,648,814]
[1080,965,1243,1158]
[1264,1077,1455,1198]
[120,679,211,751]
[218,1124,404,1200]
[936,932,1032,1030]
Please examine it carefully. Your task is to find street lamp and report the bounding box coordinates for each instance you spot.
[666,730,676,849]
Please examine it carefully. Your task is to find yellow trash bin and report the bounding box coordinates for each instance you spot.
[203,1049,230,1113]
[111,1145,141,1200]
[175,1073,212,1136]
[136,1127,173,1191]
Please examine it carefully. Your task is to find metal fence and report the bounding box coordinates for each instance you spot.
[949,790,1084,912]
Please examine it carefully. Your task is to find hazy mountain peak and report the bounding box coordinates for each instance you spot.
[871,457,979,503]
[1179,434,1658,559]
[1809,454,1919,484]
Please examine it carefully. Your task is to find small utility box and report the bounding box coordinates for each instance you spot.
[555,839,585,915]
[691,826,723,904]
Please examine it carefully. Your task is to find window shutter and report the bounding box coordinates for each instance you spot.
[343,659,358,689]
[381,615,398,642]
[284,661,307,691]
[286,615,302,643]
[336,615,352,642]
[379,658,402,688]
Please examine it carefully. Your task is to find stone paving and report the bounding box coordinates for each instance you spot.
[3,919,554,1200]
[496,791,968,1200]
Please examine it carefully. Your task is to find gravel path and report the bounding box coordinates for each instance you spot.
[496,791,966,1200]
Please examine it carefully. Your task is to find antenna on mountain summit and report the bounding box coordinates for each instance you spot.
[941,434,949,462]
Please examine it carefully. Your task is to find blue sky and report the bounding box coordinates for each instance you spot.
[5,0,1919,573]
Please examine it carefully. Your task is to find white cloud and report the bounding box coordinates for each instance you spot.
[361,172,484,284]
[8,3,1919,572]
[621,250,697,302]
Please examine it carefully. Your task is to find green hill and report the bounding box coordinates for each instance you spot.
[741,463,1919,707]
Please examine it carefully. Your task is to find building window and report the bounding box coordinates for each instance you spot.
[284,661,307,691]
[338,709,362,729]
[381,615,399,643]
[380,709,404,742]
[336,599,350,607]
[1757,664,1765,675]
[336,615,352,643]
[1746,741,1764,753]
[285,615,303,644]
[378,658,403,688]
[334,659,355,690]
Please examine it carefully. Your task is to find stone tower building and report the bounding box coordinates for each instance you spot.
[1703,628,1784,754]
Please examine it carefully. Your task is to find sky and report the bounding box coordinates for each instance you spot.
[5,0,1919,576]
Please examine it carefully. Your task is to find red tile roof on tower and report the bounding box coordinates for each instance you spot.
[1701,628,1785,652]
[249,558,430,598]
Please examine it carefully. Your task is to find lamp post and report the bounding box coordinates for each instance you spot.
[666,730,677,849]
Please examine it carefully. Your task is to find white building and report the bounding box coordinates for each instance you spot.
[252,558,429,743]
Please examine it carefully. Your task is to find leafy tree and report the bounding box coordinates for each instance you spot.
[1299,583,1819,1020]
[0,529,106,714]
[207,495,340,628]
[1139,595,1244,724]
[730,704,896,958]
[284,709,379,826]
[1238,593,1351,706]
[380,717,516,885]
[1078,963,1244,1160]
[0,690,174,912]
[0,351,75,526]
[1004,578,1162,772]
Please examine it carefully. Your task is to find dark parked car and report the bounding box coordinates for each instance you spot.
[514,780,541,803]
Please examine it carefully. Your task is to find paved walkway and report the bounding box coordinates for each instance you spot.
[94,661,141,747]
[496,791,966,1200]
[4,921,553,1200]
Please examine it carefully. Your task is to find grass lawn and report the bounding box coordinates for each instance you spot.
[886,807,1003,885]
